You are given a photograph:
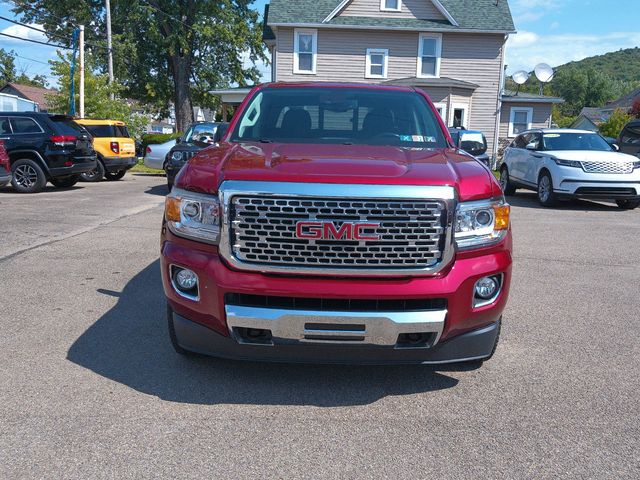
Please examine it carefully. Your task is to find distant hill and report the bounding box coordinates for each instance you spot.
[556,47,640,83]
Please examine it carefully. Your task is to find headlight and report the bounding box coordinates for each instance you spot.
[165,188,220,244]
[455,198,510,250]
[554,158,581,168]
[633,159,640,169]
[171,151,184,162]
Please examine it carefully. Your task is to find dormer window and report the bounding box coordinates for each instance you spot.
[380,0,401,12]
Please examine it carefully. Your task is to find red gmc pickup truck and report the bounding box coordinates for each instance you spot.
[161,82,512,365]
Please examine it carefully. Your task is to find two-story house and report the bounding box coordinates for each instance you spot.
[214,0,563,160]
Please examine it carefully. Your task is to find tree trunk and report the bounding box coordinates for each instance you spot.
[170,55,193,132]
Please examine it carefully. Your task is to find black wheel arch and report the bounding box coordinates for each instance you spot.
[9,150,51,178]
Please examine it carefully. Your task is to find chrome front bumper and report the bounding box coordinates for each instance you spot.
[225,304,447,347]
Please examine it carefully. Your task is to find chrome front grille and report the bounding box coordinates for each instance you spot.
[229,196,446,270]
[581,161,633,174]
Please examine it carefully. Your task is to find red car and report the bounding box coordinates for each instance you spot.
[0,140,11,187]
[161,82,512,365]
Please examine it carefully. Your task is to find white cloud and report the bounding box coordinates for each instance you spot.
[505,31,640,74]
[1,23,48,43]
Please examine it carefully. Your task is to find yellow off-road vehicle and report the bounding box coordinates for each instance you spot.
[75,119,137,181]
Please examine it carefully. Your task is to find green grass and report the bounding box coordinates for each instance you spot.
[130,159,164,174]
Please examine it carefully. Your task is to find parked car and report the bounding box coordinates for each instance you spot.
[143,139,176,170]
[0,139,11,187]
[0,112,96,193]
[618,120,640,157]
[74,119,137,181]
[500,129,640,209]
[165,122,228,189]
[161,82,512,366]
[448,127,490,167]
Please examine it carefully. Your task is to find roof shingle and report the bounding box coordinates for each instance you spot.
[266,0,515,32]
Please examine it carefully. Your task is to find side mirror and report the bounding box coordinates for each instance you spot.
[175,137,182,144]
[214,124,229,143]
[525,143,537,150]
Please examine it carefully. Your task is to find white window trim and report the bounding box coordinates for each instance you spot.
[508,107,533,138]
[417,33,442,78]
[433,102,447,123]
[293,28,317,75]
[449,103,469,128]
[380,0,402,12]
[365,48,389,79]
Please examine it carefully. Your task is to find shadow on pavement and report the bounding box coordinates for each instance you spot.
[144,184,169,197]
[507,191,622,211]
[68,260,460,406]
[0,185,85,194]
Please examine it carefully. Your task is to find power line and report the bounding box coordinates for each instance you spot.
[0,31,72,49]
[0,14,69,42]
[5,0,78,28]
[12,53,51,66]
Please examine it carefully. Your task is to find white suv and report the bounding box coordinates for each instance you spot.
[500,129,640,209]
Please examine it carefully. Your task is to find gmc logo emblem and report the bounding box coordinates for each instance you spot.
[295,221,381,241]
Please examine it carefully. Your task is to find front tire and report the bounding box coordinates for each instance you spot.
[104,170,126,181]
[537,171,557,207]
[499,166,516,195]
[11,159,47,193]
[50,175,80,189]
[616,199,640,210]
[80,160,105,182]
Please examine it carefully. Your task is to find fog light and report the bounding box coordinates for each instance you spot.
[171,266,199,299]
[475,276,499,300]
[175,268,197,290]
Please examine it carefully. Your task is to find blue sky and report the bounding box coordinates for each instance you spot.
[1,0,639,87]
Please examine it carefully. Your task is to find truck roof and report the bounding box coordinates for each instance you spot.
[260,81,417,93]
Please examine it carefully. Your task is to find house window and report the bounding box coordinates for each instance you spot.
[509,107,533,137]
[294,28,317,74]
[380,0,401,12]
[417,33,442,78]
[365,49,388,79]
[450,103,468,128]
[433,102,447,123]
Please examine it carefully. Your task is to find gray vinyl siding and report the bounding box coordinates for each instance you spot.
[276,28,504,153]
[341,0,446,20]
[499,102,552,139]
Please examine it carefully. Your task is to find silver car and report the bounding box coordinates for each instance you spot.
[143,139,176,170]
[500,129,640,209]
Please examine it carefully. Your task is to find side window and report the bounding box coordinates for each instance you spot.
[513,135,526,149]
[526,133,541,150]
[10,117,43,134]
[0,117,10,135]
[621,126,640,144]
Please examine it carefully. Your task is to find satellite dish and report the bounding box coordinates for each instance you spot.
[534,63,555,83]
[512,70,530,85]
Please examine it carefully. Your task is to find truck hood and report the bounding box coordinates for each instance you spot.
[176,142,500,201]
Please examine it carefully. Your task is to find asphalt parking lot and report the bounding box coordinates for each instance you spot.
[0,174,638,479]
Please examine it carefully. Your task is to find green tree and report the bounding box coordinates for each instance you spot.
[11,0,266,131]
[47,52,148,138]
[551,68,617,116]
[598,109,632,138]
[0,48,49,87]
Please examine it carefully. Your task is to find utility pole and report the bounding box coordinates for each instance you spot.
[105,0,114,99]
[79,25,85,118]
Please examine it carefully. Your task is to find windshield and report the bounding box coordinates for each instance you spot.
[184,123,218,143]
[230,87,447,148]
[543,132,613,151]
